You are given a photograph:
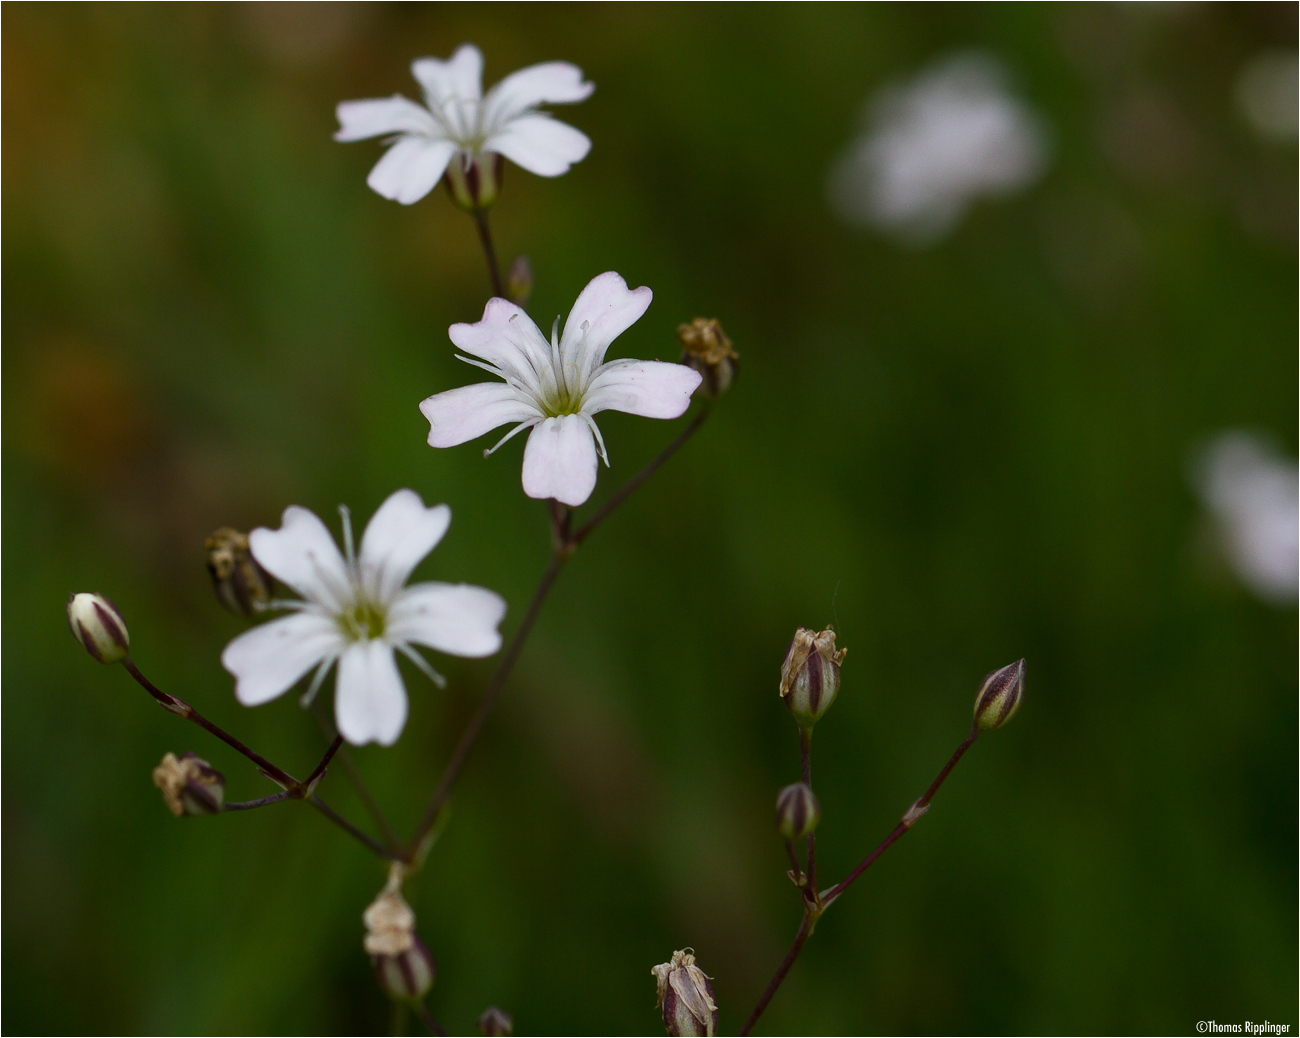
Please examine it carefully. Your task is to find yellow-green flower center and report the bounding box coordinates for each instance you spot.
[338,600,385,641]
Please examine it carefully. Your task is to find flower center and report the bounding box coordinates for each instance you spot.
[540,385,583,418]
[337,599,385,641]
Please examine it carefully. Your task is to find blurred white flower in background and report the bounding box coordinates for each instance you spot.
[828,51,1048,244]
[1234,49,1299,141]
[1192,431,1298,605]
[336,44,593,205]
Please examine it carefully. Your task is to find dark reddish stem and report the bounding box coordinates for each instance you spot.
[303,734,344,790]
[799,727,817,895]
[224,790,295,811]
[413,1001,447,1036]
[473,210,504,298]
[738,914,811,1036]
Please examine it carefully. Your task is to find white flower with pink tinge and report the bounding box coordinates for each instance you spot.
[420,272,703,508]
[335,44,593,205]
[221,490,506,747]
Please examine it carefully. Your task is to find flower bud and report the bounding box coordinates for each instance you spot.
[444,151,504,212]
[67,592,129,664]
[775,782,821,841]
[506,255,532,306]
[204,528,273,616]
[364,866,435,1003]
[778,627,846,729]
[677,318,739,399]
[152,752,226,816]
[973,658,1025,732]
[651,950,718,1037]
[478,1007,514,1036]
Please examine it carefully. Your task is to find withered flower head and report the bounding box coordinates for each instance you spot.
[205,528,274,616]
[778,627,847,729]
[364,864,436,1002]
[151,752,225,816]
[677,318,739,399]
[651,949,718,1037]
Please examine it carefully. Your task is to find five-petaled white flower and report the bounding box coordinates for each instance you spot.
[221,489,506,747]
[420,272,703,508]
[335,43,594,205]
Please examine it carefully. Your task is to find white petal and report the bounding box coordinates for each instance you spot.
[485,113,591,177]
[484,61,594,126]
[521,414,598,507]
[559,271,652,379]
[420,381,540,448]
[583,359,702,419]
[448,297,554,388]
[357,490,451,605]
[366,136,458,205]
[334,95,439,141]
[335,641,408,747]
[412,44,483,103]
[222,612,344,707]
[387,583,507,658]
[249,506,351,612]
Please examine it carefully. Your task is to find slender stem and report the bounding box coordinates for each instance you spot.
[821,726,979,905]
[413,1002,447,1037]
[738,914,811,1037]
[799,727,816,895]
[409,549,569,848]
[571,405,711,547]
[742,726,982,1034]
[310,796,396,860]
[473,210,504,297]
[123,656,296,787]
[223,790,296,811]
[303,734,344,790]
[312,702,402,852]
[784,839,803,883]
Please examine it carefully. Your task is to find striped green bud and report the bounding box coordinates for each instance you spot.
[775,782,821,841]
[973,659,1025,732]
[67,592,129,664]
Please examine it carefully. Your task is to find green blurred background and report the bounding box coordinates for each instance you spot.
[3,4,1296,1034]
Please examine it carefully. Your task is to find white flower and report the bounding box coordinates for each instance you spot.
[419,272,702,508]
[221,489,506,747]
[828,51,1047,243]
[1192,431,1298,605]
[334,43,594,205]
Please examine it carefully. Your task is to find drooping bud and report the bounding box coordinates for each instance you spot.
[676,318,739,399]
[204,528,273,616]
[364,865,436,1003]
[778,627,846,729]
[152,752,226,816]
[506,255,532,306]
[478,1006,514,1036]
[444,151,504,212]
[651,950,718,1037]
[973,658,1025,732]
[775,782,821,841]
[67,592,130,664]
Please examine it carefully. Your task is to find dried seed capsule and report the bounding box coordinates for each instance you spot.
[444,152,504,212]
[478,1006,514,1036]
[775,782,821,841]
[651,949,718,1037]
[973,658,1025,732]
[778,627,846,729]
[205,528,273,616]
[677,317,739,399]
[152,752,226,816]
[364,867,436,1003]
[67,593,130,664]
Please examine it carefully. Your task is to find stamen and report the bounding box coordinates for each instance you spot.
[299,656,335,708]
[484,419,540,458]
[582,413,611,467]
[550,315,569,400]
[263,598,310,613]
[397,643,447,689]
[339,505,356,569]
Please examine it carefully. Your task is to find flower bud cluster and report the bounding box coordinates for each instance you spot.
[973,658,1025,732]
[364,865,436,1003]
[779,627,846,729]
[67,593,129,664]
[205,528,273,616]
[152,752,226,816]
[652,949,718,1037]
[775,782,821,842]
[677,318,739,399]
